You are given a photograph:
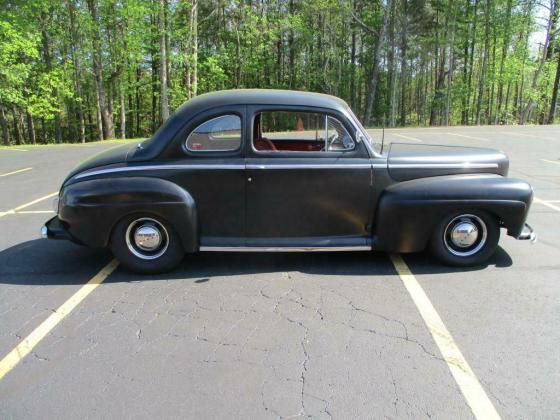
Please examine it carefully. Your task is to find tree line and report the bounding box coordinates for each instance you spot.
[0,0,559,145]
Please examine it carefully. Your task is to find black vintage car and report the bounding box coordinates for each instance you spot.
[42,89,535,273]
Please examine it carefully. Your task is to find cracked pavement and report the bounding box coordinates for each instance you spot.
[1,125,560,419]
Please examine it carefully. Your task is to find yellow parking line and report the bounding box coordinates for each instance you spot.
[534,197,560,212]
[392,133,423,143]
[0,167,32,177]
[390,254,501,420]
[0,192,57,218]
[0,148,28,152]
[0,259,119,380]
[447,132,488,142]
[541,159,560,166]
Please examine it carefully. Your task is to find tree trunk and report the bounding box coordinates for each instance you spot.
[26,112,36,144]
[120,83,126,139]
[136,66,141,137]
[95,89,103,141]
[363,0,392,126]
[387,0,396,127]
[191,0,198,97]
[350,0,357,111]
[495,0,513,124]
[87,0,115,139]
[444,5,457,126]
[548,51,560,123]
[476,0,490,125]
[11,106,23,145]
[40,11,62,143]
[67,0,86,143]
[520,0,555,124]
[159,0,170,122]
[466,0,479,125]
[0,104,10,146]
[150,13,159,132]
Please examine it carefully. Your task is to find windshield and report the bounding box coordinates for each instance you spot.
[346,109,382,155]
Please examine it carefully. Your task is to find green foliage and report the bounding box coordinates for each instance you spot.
[0,20,39,105]
[1,0,559,145]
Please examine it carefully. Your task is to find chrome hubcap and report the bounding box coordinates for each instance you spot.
[134,225,162,251]
[125,218,169,260]
[450,222,479,248]
[443,214,487,257]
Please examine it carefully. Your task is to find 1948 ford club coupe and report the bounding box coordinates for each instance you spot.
[41,89,535,273]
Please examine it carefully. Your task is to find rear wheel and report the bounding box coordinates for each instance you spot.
[429,212,500,266]
[110,215,184,274]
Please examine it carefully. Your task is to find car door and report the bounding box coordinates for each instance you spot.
[245,106,373,248]
[166,106,247,246]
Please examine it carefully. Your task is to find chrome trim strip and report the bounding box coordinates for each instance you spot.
[390,163,499,169]
[74,164,245,179]
[371,162,388,169]
[75,161,384,180]
[199,246,371,252]
[246,163,372,170]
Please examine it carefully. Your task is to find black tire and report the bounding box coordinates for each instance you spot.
[110,214,184,274]
[429,211,500,267]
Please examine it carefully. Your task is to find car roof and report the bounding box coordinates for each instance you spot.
[134,89,355,160]
[175,89,350,115]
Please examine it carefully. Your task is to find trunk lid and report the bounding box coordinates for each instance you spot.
[63,143,138,185]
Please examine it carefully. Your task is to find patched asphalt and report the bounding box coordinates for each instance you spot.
[0,126,559,419]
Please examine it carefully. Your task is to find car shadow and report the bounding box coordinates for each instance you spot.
[0,239,512,286]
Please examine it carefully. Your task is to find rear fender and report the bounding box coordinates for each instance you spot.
[58,177,198,252]
[372,174,533,253]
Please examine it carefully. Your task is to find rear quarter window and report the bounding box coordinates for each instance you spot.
[186,115,241,152]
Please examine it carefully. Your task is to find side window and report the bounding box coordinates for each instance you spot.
[253,111,354,152]
[186,114,241,152]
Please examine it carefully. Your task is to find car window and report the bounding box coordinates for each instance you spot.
[254,111,354,152]
[186,114,241,152]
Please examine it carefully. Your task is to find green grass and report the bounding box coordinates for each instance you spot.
[0,138,146,149]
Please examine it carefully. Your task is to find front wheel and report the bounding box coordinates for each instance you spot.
[429,212,500,267]
[110,215,184,274]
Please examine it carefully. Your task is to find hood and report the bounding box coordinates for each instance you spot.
[387,143,509,182]
[63,143,138,185]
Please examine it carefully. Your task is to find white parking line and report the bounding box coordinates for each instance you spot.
[390,254,501,420]
[534,197,560,212]
[447,132,488,142]
[541,159,560,166]
[0,192,57,218]
[0,259,119,380]
[392,133,423,142]
[509,133,554,140]
[16,210,54,214]
[0,167,32,177]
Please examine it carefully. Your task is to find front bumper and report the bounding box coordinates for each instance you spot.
[41,216,73,241]
[516,223,537,243]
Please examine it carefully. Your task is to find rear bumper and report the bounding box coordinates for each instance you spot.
[516,223,537,243]
[41,216,73,241]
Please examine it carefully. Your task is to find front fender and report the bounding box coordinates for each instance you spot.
[372,174,533,253]
[58,177,198,252]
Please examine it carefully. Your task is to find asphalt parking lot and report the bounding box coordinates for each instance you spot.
[0,125,559,419]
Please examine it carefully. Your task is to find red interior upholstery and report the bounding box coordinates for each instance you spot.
[253,114,322,152]
[254,137,277,151]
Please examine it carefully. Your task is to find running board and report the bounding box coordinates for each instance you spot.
[199,246,371,252]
